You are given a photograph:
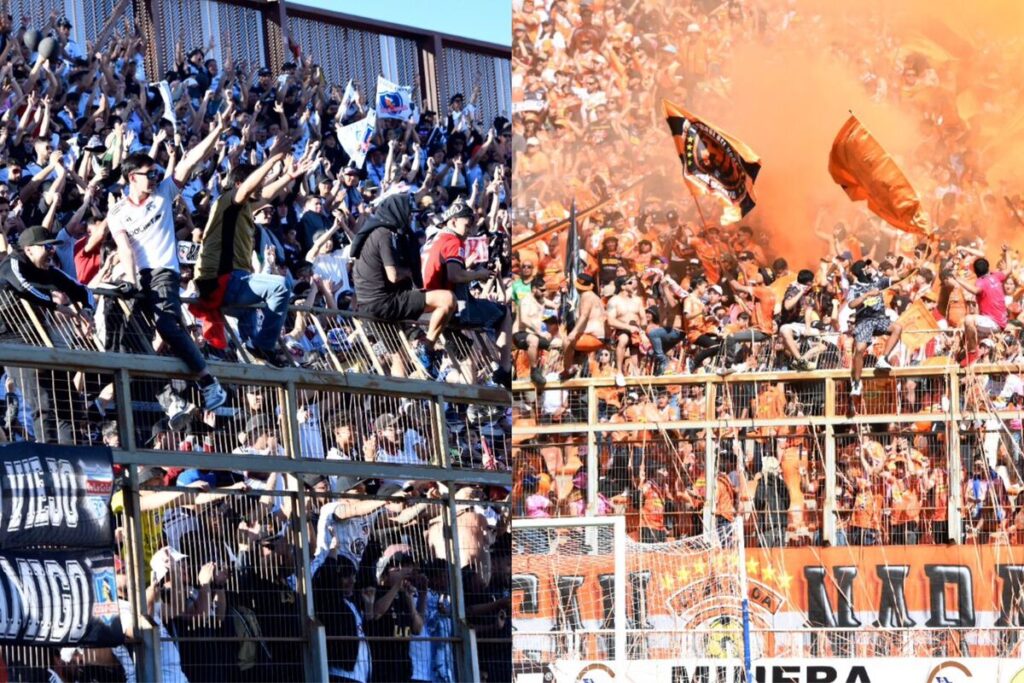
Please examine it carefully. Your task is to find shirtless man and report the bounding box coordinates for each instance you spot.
[427,486,494,581]
[513,278,558,385]
[606,274,647,385]
[563,274,608,378]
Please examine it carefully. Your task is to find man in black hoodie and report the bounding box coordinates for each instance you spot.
[351,194,454,351]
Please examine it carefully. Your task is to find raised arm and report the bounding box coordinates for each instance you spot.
[174,104,230,184]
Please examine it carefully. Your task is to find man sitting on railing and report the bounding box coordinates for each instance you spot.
[423,198,513,386]
[193,140,315,368]
[108,124,228,410]
[351,193,455,374]
[946,250,1010,365]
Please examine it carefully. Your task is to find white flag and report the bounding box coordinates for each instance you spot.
[337,109,377,168]
[340,79,358,117]
[152,81,177,135]
[375,75,414,121]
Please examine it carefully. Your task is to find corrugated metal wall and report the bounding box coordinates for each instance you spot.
[10,0,508,124]
[213,1,265,69]
[441,45,510,128]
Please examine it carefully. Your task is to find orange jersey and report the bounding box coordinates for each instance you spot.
[640,481,667,531]
[714,473,737,522]
[890,479,921,525]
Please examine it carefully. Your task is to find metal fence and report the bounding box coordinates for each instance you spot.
[514,363,1024,548]
[0,288,510,681]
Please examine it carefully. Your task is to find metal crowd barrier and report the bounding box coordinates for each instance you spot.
[0,288,512,682]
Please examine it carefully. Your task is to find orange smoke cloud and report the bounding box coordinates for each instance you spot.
[513,0,1024,267]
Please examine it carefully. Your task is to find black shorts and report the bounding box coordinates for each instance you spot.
[358,289,427,322]
[513,331,551,350]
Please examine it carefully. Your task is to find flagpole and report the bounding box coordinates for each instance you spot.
[684,180,712,233]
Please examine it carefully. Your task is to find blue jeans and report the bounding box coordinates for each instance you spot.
[647,327,683,373]
[224,270,290,351]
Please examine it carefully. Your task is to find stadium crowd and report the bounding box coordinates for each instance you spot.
[0,8,512,683]
[511,0,1024,550]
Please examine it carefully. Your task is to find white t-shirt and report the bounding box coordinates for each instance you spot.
[108,177,181,272]
[313,250,353,295]
[312,503,381,575]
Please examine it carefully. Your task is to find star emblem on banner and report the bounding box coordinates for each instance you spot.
[745,558,759,578]
[761,564,777,583]
[777,570,794,591]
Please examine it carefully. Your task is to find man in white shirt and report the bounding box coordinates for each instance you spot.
[109,109,229,410]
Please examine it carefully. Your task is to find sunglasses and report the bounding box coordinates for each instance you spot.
[133,169,160,181]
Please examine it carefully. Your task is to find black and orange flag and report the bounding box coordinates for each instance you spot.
[663,99,762,220]
[828,114,931,236]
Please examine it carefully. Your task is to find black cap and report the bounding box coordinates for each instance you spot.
[56,16,72,28]
[442,198,473,222]
[18,226,60,248]
[257,67,272,76]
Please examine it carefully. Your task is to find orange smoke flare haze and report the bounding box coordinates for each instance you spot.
[512,0,1024,269]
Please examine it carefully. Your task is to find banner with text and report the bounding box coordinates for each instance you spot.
[514,542,1024,659]
[0,443,114,550]
[520,658,1024,683]
[0,548,123,646]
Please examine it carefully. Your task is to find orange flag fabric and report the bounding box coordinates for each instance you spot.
[896,298,941,353]
[828,115,931,236]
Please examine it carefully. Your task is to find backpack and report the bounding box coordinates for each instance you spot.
[229,604,267,672]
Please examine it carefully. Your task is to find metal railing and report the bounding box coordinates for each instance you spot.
[0,289,511,682]
[514,357,1024,547]
[513,626,1024,661]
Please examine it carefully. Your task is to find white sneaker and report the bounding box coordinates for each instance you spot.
[875,357,891,371]
[202,379,227,411]
[850,380,863,397]
[615,372,626,387]
[164,392,191,431]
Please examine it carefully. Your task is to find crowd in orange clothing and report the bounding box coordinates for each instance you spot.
[511,0,1024,386]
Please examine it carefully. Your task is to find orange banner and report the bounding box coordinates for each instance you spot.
[828,115,931,236]
[514,542,1024,628]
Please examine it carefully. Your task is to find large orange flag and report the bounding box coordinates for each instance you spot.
[828,115,931,236]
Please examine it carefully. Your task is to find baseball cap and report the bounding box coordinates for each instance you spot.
[56,16,72,28]
[83,135,106,152]
[136,465,167,484]
[375,544,415,582]
[18,226,61,248]
[442,198,473,222]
